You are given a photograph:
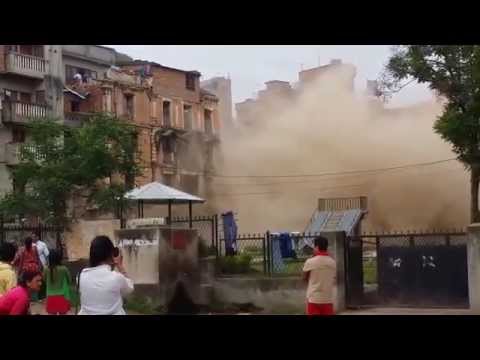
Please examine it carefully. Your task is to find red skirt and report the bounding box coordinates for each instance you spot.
[46,295,71,315]
[306,302,334,315]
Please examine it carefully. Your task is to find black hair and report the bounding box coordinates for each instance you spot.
[0,242,17,263]
[18,270,42,288]
[89,235,115,268]
[48,249,62,284]
[314,236,329,251]
[24,237,33,251]
[31,229,41,240]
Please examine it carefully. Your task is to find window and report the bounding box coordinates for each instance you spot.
[186,73,196,91]
[71,101,80,112]
[183,105,193,130]
[124,94,134,119]
[204,109,213,135]
[65,65,97,84]
[151,99,157,118]
[163,101,171,127]
[6,45,43,57]
[180,175,199,195]
[36,91,46,104]
[12,127,26,143]
[4,90,31,103]
[161,137,176,165]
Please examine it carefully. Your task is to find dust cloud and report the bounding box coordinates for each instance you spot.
[208,65,469,233]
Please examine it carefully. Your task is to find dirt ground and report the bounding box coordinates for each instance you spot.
[30,301,474,315]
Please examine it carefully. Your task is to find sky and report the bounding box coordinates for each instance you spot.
[108,45,434,108]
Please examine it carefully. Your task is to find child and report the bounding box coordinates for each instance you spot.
[43,250,72,315]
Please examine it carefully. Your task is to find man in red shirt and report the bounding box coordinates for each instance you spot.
[302,236,337,315]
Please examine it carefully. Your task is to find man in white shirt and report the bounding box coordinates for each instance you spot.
[32,230,49,301]
[302,236,336,315]
[78,235,134,315]
[31,231,49,269]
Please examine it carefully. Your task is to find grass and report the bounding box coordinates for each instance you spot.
[363,258,377,284]
[124,294,164,315]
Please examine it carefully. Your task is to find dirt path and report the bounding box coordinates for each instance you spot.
[339,307,473,315]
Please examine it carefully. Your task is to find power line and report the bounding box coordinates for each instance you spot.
[212,166,464,187]
[207,158,457,179]
[212,183,367,197]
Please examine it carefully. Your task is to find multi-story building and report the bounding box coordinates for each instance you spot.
[235,79,295,127]
[201,76,233,130]
[235,59,356,126]
[298,59,356,92]
[0,45,64,195]
[0,45,221,212]
[118,60,221,196]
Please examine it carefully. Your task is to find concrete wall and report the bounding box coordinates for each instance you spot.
[65,219,121,260]
[201,77,233,129]
[114,226,200,305]
[62,45,117,66]
[212,231,346,314]
[468,223,480,313]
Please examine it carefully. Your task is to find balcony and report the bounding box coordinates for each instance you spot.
[1,101,49,125]
[5,143,45,165]
[64,112,92,127]
[5,52,49,79]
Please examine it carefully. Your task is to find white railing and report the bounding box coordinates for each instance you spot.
[12,101,47,119]
[7,52,48,74]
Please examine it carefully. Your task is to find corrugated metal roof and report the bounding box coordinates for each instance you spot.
[124,182,205,204]
[302,209,363,249]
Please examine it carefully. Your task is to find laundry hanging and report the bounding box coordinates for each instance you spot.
[222,211,237,256]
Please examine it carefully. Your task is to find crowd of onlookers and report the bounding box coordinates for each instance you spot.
[0,233,133,315]
[0,231,336,316]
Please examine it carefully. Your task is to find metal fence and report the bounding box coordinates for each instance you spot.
[171,215,218,249]
[0,223,64,253]
[217,231,324,277]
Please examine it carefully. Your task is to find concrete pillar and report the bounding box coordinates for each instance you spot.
[321,231,346,313]
[467,223,480,313]
[43,45,64,120]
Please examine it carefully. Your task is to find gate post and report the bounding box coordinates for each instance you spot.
[321,231,347,313]
[467,224,480,313]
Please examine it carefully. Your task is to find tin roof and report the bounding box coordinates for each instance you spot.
[124,182,205,204]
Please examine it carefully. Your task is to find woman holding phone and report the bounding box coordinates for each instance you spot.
[77,236,134,315]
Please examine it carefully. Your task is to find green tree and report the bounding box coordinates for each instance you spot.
[0,113,141,226]
[382,45,480,222]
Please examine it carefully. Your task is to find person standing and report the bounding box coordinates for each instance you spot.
[77,236,134,315]
[302,236,337,315]
[0,270,42,315]
[31,230,49,300]
[0,243,17,296]
[13,237,41,275]
[43,249,72,315]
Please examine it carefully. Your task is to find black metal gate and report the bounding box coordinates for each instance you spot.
[345,231,469,308]
[170,215,218,249]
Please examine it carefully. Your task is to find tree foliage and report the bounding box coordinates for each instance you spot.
[0,113,141,225]
[382,45,480,221]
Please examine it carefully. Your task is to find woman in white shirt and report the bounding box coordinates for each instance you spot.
[78,235,134,315]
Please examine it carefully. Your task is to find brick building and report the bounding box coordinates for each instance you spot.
[118,60,221,196]
[0,45,221,219]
